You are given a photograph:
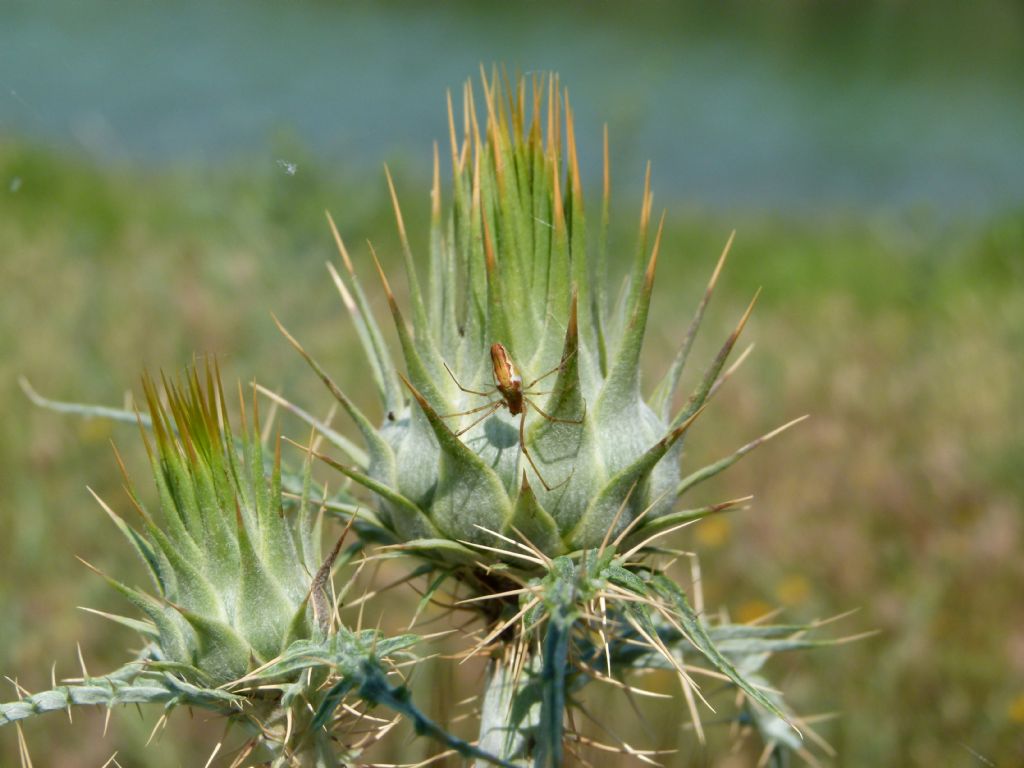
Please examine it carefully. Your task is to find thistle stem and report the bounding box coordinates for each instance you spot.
[476,655,540,767]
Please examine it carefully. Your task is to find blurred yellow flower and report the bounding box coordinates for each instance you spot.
[1009,693,1024,724]
[695,516,732,549]
[776,574,811,605]
[736,599,774,624]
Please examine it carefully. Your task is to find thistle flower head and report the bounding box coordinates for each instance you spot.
[96,362,323,685]
[287,72,771,567]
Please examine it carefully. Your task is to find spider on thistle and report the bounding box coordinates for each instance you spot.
[442,343,585,491]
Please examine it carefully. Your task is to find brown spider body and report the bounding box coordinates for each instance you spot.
[441,343,584,491]
[490,343,524,415]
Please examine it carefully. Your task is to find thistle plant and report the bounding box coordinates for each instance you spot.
[6,71,849,766]
[265,72,846,763]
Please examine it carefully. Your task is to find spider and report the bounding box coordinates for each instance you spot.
[442,343,584,491]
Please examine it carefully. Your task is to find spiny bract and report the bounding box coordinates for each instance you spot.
[287,73,770,566]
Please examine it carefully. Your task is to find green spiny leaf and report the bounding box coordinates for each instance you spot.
[0,663,241,727]
[326,213,404,415]
[650,574,794,729]
[670,291,759,431]
[650,233,732,420]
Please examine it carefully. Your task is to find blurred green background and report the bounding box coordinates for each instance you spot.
[2,1,1022,765]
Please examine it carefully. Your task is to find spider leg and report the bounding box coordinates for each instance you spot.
[524,396,586,425]
[443,360,494,397]
[454,402,504,437]
[517,410,572,491]
[440,399,503,419]
[524,348,578,390]
[518,410,554,491]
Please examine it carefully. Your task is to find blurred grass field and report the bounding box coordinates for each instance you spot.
[1,139,1022,766]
